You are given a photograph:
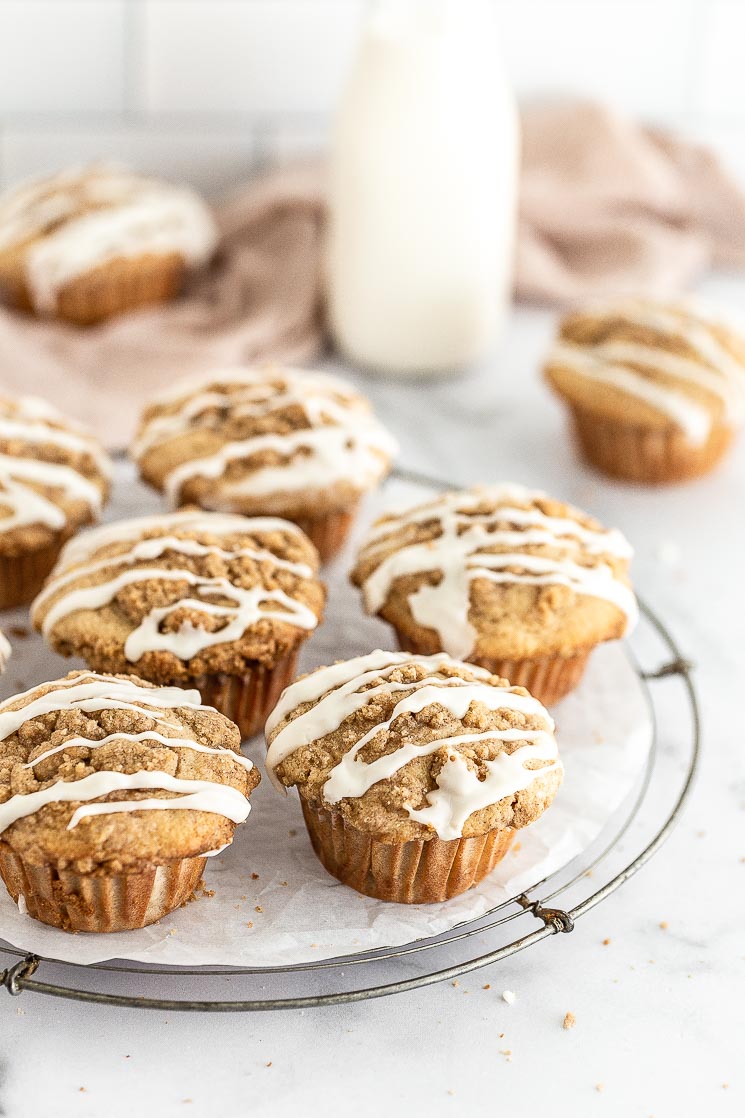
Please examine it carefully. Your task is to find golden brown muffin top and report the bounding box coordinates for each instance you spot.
[133,366,398,518]
[0,671,259,871]
[0,165,211,250]
[31,509,326,681]
[350,485,636,662]
[265,651,562,843]
[544,297,745,445]
[0,165,217,317]
[0,394,111,556]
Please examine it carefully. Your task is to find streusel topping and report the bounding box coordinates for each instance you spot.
[0,671,258,868]
[544,298,745,444]
[133,367,397,517]
[32,509,326,679]
[351,484,636,661]
[266,651,562,842]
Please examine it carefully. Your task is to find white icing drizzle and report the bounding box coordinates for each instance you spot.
[133,367,398,507]
[548,299,745,444]
[55,509,305,570]
[354,486,637,661]
[0,396,108,531]
[31,511,320,662]
[21,730,255,773]
[0,674,252,837]
[0,631,10,673]
[549,342,713,445]
[0,165,218,313]
[265,650,559,840]
[201,841,232,858]
[0,456,103,531]
[405,739,558,841]
[0,673,204,741]
[0,771,250,834]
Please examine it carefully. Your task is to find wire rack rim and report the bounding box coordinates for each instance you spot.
[0,597,699,1010]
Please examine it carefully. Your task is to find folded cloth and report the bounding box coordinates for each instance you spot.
[0,163,327,447]
[517,100,745,303]
[2,101,745,447]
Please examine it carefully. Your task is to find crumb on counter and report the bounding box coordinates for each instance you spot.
[563,1011,576,1030]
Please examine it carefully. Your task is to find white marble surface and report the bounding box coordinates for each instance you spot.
[0,281,743,1116]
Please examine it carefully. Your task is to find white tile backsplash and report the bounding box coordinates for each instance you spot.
[697,1,745,117]
[142,0,364,115]
[0,0,126,114]
[1,126,256,198]
[497,0,695,120]
[0,0,742,193]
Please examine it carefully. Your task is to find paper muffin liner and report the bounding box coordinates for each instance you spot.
[190,649,300,740]
[394,629,591,707]
[0,841,207,933]
[299,795,515,904]
[46,252,186,327]
[0,538,67,610]
[569,405,734,484]
[466,651,591,706]
[291,505,359,564]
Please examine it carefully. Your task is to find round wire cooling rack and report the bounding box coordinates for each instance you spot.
[0,464,700,1012]
[0,598,699,1013]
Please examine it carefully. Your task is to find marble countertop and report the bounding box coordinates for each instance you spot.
[0,280,742,1117]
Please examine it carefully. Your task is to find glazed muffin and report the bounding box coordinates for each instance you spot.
[350,484,637,706]
[0,394,111,608]
[132,367,398,563]
[0,165,217,325]
[265,650,562,904]
[31,510,325,738]
[0,670,259,932]
[544,297,745,483]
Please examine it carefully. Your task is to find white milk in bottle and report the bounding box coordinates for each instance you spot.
[326,0,519,375]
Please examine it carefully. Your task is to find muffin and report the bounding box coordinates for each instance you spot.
[544,297,745,483]
[31,509,325,738]
[0,164,218,325]
[132,366,398,563]
[350,484,636,706]
[0,670,259,932]
[265,650,562,904]
[0,394,111,608]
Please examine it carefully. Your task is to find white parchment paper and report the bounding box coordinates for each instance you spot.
[0,470,652,967]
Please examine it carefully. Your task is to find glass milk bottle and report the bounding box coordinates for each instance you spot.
[326,0,519,376]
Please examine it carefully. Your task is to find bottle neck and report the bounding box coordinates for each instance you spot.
[366,0,495,39]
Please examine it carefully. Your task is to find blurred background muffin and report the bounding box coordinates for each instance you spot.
[0,165,217,326]
[544,298,745,483]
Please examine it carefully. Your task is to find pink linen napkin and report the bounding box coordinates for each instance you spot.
[1,101,744,447]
